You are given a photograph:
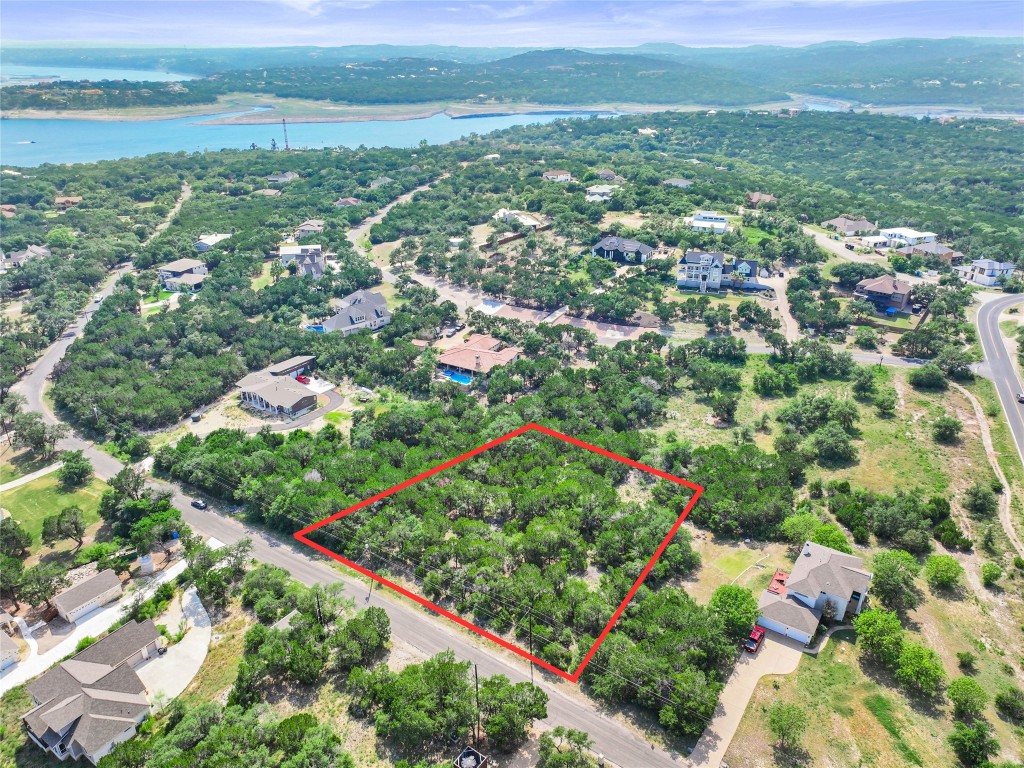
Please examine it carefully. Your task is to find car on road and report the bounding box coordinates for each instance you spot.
[190,499,208,510]
[1016,393,1024,404]
[296,374,311,384]
[743,626,766,653]
[445,327,458,337]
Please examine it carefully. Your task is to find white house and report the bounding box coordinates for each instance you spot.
[954,258,1017,287]
[585,184,618,202]
[757,542,873,645]
[678,250,765,293]
[157,258,208,292]
[541,170,572,182]
[294,219,325,238]
[52,569,123,624]
[493,208,546,230]
[685,210,730,234]
[193,233,231,252]
[878,227,937,247]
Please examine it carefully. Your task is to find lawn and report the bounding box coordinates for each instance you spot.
[3,475,108,546]
[0,447,55,485]
[0,686,55,768]
[725,630,953,768]
[251,261,275,291]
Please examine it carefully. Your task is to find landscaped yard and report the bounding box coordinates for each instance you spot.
[0,447,54,485]
[250,261,275,291]
[3,475,107,546]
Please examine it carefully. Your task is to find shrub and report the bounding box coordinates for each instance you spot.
[956,651,976,671]
[931,415,963,444]
[75,636,97,652]
[810,422,858,463]
[948,721,998,767]
[948,677,988,719]
[811,523,853,554]
[908,363,947,390]
[980,562,1002,587]
[924,554,963,590]
[994,686,1024,723]
[895,641,946,697]
[962,482,998,517]
[853,609,904,667]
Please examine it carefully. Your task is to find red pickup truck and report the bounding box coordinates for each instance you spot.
[744,626,766,653]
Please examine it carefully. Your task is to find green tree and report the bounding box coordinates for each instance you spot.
[58,450,93,488]
[948,677,988,719]
[810,422,858,463]
[908,363,947,390]
[766,702,807,750]
[871,550,920,611]
[947,720,999,767]
[895,641,946,697]
[852,609,904,667]
[19,563,71,609]
[538,726,594,768]
[810,522,852,553]
[0,517,32,558]
[710,392,739,423]
[994,686,1024,723]
[45,225,77,249]
[479,675,549,751]
[779,512,822,548]
[42,506,87,549]
[708,585,759,644]
[0,555,25,609]
[924,554,964,590]
[874,388,898,417]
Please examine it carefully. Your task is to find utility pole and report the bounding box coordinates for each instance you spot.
[528,611,534,684]
[473,663,481,744]
[281,118,290,151]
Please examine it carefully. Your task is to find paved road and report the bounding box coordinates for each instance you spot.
[976,293,1024,467]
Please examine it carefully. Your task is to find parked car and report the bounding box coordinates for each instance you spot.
[454,322,466,331]
[296,374,311,384]
[1016,393,1024,404]
[190,499,208,510]
[445,328,458,337]
[743,626,766,653]
[844,243,855,251]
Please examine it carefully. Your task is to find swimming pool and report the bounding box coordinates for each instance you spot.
[306,325,325,333]
[441,370,473,385]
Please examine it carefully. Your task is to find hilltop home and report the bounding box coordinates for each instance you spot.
[879,226,937,247]
[895,241,964,266]
[678,250,765,293]
[280,249,326,278]
[157,258,208,292]
[686,210,730,234]
[294,219,325,238]
[54,196,83,211]
[2,244,51,271]
[757,542,872,644]
[662,178,693,189]
[319,289,392,336]
[52,569,123,624]
[591,235,654,265]
[585,184,618,202]
[193,233,231,252]
[237,373,317,417]
[333,197,361,207]
[22,620,160,765]
[954,258,1018,287]
[368,176,395,189]
[821,215,876,236]
[493,208,548,231]
[854,276,912,311]
[745,192,777,207]
[437,334,522,378]
[541,170,572,182]
[267,171,299,184]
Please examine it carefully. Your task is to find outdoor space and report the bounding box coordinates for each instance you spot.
[1,475,107,546]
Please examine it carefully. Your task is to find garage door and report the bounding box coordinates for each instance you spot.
[757,615,811,645]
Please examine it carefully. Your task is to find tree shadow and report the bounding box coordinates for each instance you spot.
[772,743,812,766]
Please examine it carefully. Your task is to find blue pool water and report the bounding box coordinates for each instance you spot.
[441,370,473,385]
[305,325,325,333]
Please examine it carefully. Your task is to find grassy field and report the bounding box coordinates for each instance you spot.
[2,475,107,546]
[251,261,275,292]
[725,630,953,768]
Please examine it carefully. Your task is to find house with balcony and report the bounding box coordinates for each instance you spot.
[156,258,208,292]
[954,258,1018,287]
[879,227,937,248]
[685,210,730,234]
[854,276,911,311]
[592,236,654,264]
[757,542,873,644]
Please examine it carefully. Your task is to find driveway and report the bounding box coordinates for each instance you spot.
[688,635,805,767]
[0,560,187,694]
[137,585,211,707]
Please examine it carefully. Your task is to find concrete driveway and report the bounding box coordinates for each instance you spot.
[688,635,806,767]
[137,585,211,707]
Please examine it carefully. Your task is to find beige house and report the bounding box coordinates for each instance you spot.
[437,334,522,379]
[237,373,317,417]
[52,569,123,624]
[23,620,160,764]
[157,258,208,292]
[0,631,19,670]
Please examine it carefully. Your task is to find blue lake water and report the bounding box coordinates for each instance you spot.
[0,64,194,85]
[1,109,591,166]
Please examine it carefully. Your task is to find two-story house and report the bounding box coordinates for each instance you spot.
[678,250,727,292]
[541,170,572,182]
[592,235,654,264]
[879,227,937,247]
[318,289,392,336]
[854,276,912,311]
[157,258,208,292]
[757,542,873,644]
[686,210,730,234]
[294,219,325,238]
[954,258,1017,287]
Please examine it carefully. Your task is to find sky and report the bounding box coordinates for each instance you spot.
[1,0,1021,49]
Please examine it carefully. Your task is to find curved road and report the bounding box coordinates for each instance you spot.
[976,293,1024,466]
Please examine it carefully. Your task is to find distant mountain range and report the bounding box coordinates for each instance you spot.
[2,38,1021,111]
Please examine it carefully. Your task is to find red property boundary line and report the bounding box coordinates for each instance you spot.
[293,422,704,683]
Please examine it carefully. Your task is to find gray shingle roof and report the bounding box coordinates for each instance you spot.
[593,236,654,256]
[757,591,822,635]
[51,570,121,617]
[682,250,726,267]
[784,541,872,600]
[321,290,391,333]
